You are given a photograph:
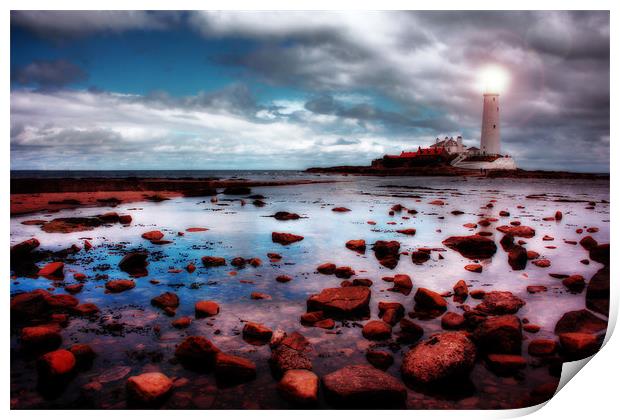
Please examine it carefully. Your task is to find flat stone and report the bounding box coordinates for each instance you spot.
[126,372,173,405]
[278,369,319,405]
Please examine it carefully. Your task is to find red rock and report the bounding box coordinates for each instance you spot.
[119,252,148,276]
[243,322,273,340]
[272,232,304,245]
[300,311,325,325]
[73,273,86,281]
[314,319,336,329]
[270,332,312,376]
[397,318,424,343]
[141,230,164,241]
[334,266,355,279]
[526,250,540,260]
[532,259,551,268]
[73,303,100,316]
[249,257,262,267]
[411,251,431,264]
[401,332,476,384]
[186,263,196,273]
[396,228,416,236]
[486,354,526,375]
[150,292,179,312]
[470,289,486,299]
[562,275,586,293]
[496,225,536,238]
[323,365,406,408]
[465,263,482,273]
[586,267,610,316]
[21,325,61,349]
[475,291,525,315]
[332,207,350,212]
[119,215,132,224]
[345,239,366,253]
[195,301,219,318]
[307,286,370,317]
[84,240,93,251]
[215,353,256,383]
[11,238,40,255]
[474,315,522,354]
[64,283,84,294]
[554,309,607,334]
[366,350,394,370]
[69,344,96,366]
[579,236,598,250]
[453,280,468,301]
[362,320,392,340]
[586,227,599,233]
[508,246,528,270]
[554,211,563,220]
[38,349,76,378]
[268,252,282,260]
[172,316,192,329]
[442,235,497,259]
[393,274,412,290]
[429,199,445,205]
[559,332,599,356]
[414,287,447,310]
[523,324,541,333]
[378,302,404,325]
[441,312,466,330]
[230,257,247,268]
[201,256,226,267]
[126,372,173,404]
[590,243,609,265]
[175,336,220,369]
[278,370,319,405]
[276,274,293,283]
[38,262,65,279]
[372,240,401,269]
[542,235,554,241]
[317,262,336,274]
[463,223,478,229]
[250,292,271,300]
[527,285,547,294]
[528,339,557,356]
[99,212,120,222]
[105,279,135,293]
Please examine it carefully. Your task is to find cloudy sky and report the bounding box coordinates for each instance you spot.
[10,11,609,172]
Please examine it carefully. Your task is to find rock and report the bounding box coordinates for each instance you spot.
[307,286,370,317]
[317,263,336,274]
[105,279,135,293]
[352,278,372,287]
[72,303,100,316]
[397,318,424,343]
[45,293,79,311]
[411,251,431,264]
[528,339,557,356]
[372,240,401,269]
[278,369,319,405]
[38,262,65,279]
[172,317,192,329]
[532,259,551,268]
[346,239,366,253]
[486,354,526,376]
[272,232,304,245]
[314,319,336,329]
[243,322,273,341]
[332,207,350,212]
[270,332,312,376]
[414,288,447,310]
[141,230,164,241]
[21,325,61,350]
[559,332,599,357]
[393,274,413,291]
[323,365,406,408]
[442,235,497,259]
[69,344,96,367]
[202,256,226,267]
[474,315,522,354]
[362,320,392,340]
[378,302,404,325]
[175,336,220,370]
[64,284,84,294]
[214,353,256,383]
[151,292,179,310]
[523,324,541,333]
[465,263,482,273]
[527,285,547,294]
[401,333,476,385]
[562,275,586,293]
[499,210,510,217]
[38,349,76,378]
[441,312,466,330]
[586,267,610,316]
[126,372,173,405]
[554,309,607,334]
[248,257,262,267]
[118,252,148,276]
[195,301,219,318]
[231,257,247,268]
[300,311,325,325]
[223,186,251,195]
[273,212,301,220]
[366,350,394,370]
[334,266,355,279]
[579,236,598,250]
[508,246,528,270]
[396,228,416,236]
[496,225,536,238]
[250,292,271,300]
[526,250,540,260]
[475,291,525,315]
[589,243,609,266]
[119,214,132,224]
[470,289,486,299]
[453,280,468,302]
[11,238,40,256]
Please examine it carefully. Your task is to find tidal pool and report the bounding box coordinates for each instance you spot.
[10,175,610,409]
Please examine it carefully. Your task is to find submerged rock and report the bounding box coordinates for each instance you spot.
[38,349,76,379]
[202,256,226,267]
[317,263,336,274]
[278,369,319,406]
[38,262,65,279]
[126,372,173,405]
[175,336,220,371]
[414,288,448,311]
[442,235,497,259]
[270,332,312,377]
[151,292,180,311]
[372,240,401,269]
[345,239,366,253]
[214,353,256,384]
[474,315,522,354]
[554,309,607,334]
[496,225,536,238]
[118,252,148,276]
[272,232,304,245]
[475,291,525,315]
[273,211,301,220]
[21,325,62,350]
[307,286,371,318]
[195,301,219,318]
[105,279,136,293]
[362,320,392,341]
[243,322,273,341]
[586,267,610,316]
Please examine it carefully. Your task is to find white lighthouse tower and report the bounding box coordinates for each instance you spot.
[480,92,501,155]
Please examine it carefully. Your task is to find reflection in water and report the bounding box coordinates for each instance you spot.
[10,176,609,409]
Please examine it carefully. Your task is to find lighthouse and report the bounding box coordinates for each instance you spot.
[480,92,501,155]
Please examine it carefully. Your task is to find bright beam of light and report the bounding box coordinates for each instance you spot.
[477,65,510,94]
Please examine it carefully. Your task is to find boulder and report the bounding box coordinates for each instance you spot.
[401,332,476,385]
[273,212,300,221]
[378,302,404,325]
[278,369,319,405]
[270,332,312,376]
[366,349,394,370]
[346,239,366,253]
[334,266,355,279]
[11,238,40,256]
[72,303,100,316]
[453,280,468,302]
[441,312,466,330]
[172,316,192,329]
[175,336,220,370]
[586,267,610,316]
[272,232,304,245]
[332,207,351,212]
[397,318,424,344]
[307,286,370,318]
[464,264,482,273]
[589,244,609,266]
[195,301,219,318]
[11,289,51,320]
[528,339,558,356]
[411,251,431,264]
[119,214,132,224]
[475,291,525,315]
[554,309,607,334]
[496,225,536,238]
[372,240,401,269]
[38,262,65,279]
[562,275,586,293]
[126,372,173,405]
[141,230,164,241]
[201,256,226,267]
[276,275,292,283]
[118,252,148,276]
[38,349,76,378]
[474,315,522,354]
[21,325,62,350]
[579,236,598,251]
[243,322,273,341]
[559,332,600,357]
[322,365,406,408]
[442,235,497,259]
[508,246,528,270]
[486,354,526,376]
[393,274,413,291]
[151,292,179,310]
[362,320,392,340]
[396,228,416,236]
[317,263,336,274]
[105,279,136,293]
[414,288,447,310]
[69,344,96,367]
[532,259,551,268]
[44,293,79,311]
[214,353,256,383]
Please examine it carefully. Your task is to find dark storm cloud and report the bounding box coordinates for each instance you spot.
[12,59,88,89]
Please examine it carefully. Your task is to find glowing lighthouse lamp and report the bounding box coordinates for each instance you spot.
[477,66,509,156]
